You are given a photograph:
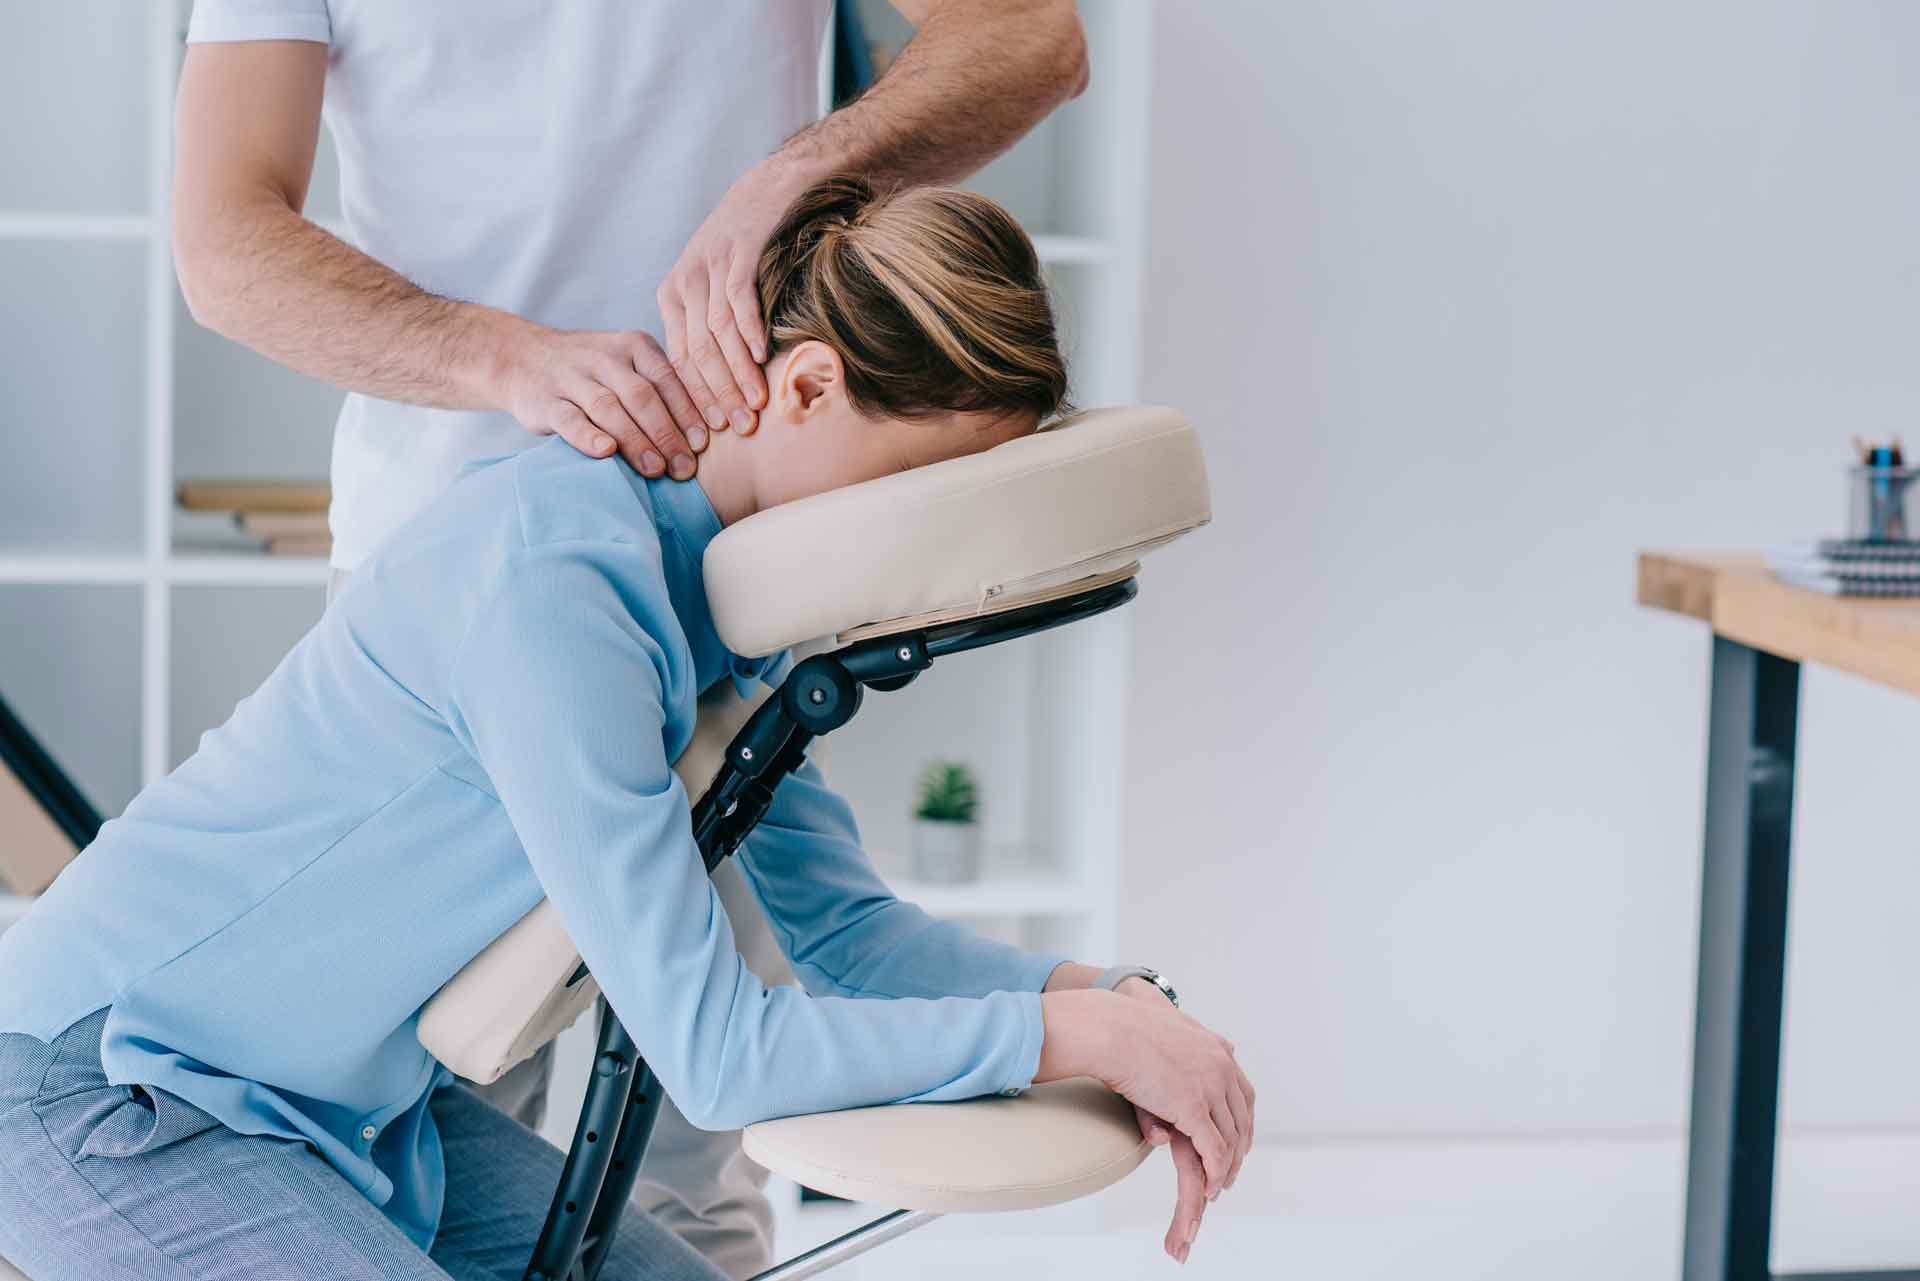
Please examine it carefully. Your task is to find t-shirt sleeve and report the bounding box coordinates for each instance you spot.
[186,0,331,45]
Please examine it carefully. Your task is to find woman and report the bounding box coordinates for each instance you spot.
[0,178,1252,1280]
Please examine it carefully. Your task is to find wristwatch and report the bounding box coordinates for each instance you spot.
[1095,964,1178,1008]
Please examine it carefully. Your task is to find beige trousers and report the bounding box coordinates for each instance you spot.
[327,570,789,1279]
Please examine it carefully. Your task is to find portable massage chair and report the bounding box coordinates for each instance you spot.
[0,405,1211,1281]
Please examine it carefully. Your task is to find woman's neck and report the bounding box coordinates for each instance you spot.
[688,425,761,528]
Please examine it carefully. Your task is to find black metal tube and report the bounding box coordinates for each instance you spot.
[522,1007,638,1281]
[578,1057,665,1281]
[1681,638,1800,1281]
[920,577,1137,659]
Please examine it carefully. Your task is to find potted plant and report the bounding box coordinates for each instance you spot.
[911,760,983,883]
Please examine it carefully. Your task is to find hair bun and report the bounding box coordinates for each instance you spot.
[754,175,1068,423]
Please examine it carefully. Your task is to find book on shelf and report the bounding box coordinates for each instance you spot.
[0,692,101,896]
[1766,541,1920,596]
[177,478,330,514]
[175,477,332,557]
[237,511,330,542]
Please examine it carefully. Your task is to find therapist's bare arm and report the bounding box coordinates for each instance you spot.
[172,41,704,480]
[659,0,1088,436]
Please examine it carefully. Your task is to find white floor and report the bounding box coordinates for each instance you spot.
[771,1130,1920,1280]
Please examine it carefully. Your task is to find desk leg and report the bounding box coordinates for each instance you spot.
[1683,637,1799,1281]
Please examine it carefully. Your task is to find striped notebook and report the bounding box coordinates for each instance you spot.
[1767,541,1920,596]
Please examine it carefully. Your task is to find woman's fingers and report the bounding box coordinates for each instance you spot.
[1165,1132,1207,1263]
[1223,1077,1253,1190]
[1134,1104,1171,1146]
[1206,1095,1239,1198]
[1180,1094,1233,1195]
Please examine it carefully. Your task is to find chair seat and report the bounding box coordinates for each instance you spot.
[741,1077,1151,1214]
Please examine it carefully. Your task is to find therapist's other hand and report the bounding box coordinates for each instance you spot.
[498,324,707,480]
[1037,988,1255,1264]
[658,161,809,439]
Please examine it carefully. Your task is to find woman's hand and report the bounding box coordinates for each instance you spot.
[1036,987,1256,1263]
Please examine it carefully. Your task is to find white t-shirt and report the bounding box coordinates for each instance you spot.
[187,1,834,569]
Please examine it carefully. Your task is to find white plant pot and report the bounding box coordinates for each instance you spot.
[910,819,983,884]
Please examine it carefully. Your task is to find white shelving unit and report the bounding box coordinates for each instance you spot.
[5,1,1152,1210]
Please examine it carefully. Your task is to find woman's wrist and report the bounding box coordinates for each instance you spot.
[1042,961,1167,1005]
[1042,960,1104,992]
[1036,988,1126,1083]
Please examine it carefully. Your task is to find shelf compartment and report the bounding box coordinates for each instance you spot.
[173,291,343,489]
[0,214,152,240]
[168,584,325,769]
[0,2,150,215]
[886,870,1092,918]
[167,555,333,587]
[0,585,143,819]
[0,239,147,555]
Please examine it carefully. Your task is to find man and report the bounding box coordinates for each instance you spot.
[171,2,1088,1275]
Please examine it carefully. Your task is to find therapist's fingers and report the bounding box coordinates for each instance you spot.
[565,372,661,477]
[627,334,709,449]
[542,401,616,459]
[689,273,757,433]
[1165,1131,1207,1263]
[592,354,693,481]
[659,276,727,435]
[721,261,770,423]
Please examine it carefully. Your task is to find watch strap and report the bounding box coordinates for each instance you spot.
[1095,964,1178,1007]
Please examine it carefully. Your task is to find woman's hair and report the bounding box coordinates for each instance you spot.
[756,175,1069,423]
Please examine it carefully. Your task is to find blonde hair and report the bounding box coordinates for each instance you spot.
[756,176,1069,422]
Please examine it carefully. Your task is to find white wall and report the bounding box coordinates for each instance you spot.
[1126,0,1920,1140]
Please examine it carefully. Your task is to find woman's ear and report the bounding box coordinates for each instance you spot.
[775,340,846,419]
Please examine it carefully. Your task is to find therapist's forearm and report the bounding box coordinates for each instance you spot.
[175,196,517,411]
[769,0,1089,194]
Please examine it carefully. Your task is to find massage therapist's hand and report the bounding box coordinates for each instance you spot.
[658,159,812,439]
[1037,987,1255,1264]
[495,321,708,480]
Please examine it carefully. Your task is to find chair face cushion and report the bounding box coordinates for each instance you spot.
[741,1077,1151,1214]
[704,405,1210,657]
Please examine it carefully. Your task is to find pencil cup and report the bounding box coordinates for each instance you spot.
[1848,464,1920,542]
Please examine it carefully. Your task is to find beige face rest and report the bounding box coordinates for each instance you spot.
[742,1077,1150,1213]
[0,1254,25,1281]
[704,404,1210,658]
[418,404,1212,1083]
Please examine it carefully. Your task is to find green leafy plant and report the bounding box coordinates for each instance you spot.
[914,760,980,824]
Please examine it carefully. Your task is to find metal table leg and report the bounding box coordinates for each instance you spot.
[1682,637,1799,1281]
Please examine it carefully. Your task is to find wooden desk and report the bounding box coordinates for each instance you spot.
[1639,552,1920,1281]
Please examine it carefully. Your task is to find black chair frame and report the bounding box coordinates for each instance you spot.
[521,575,1139,1281]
